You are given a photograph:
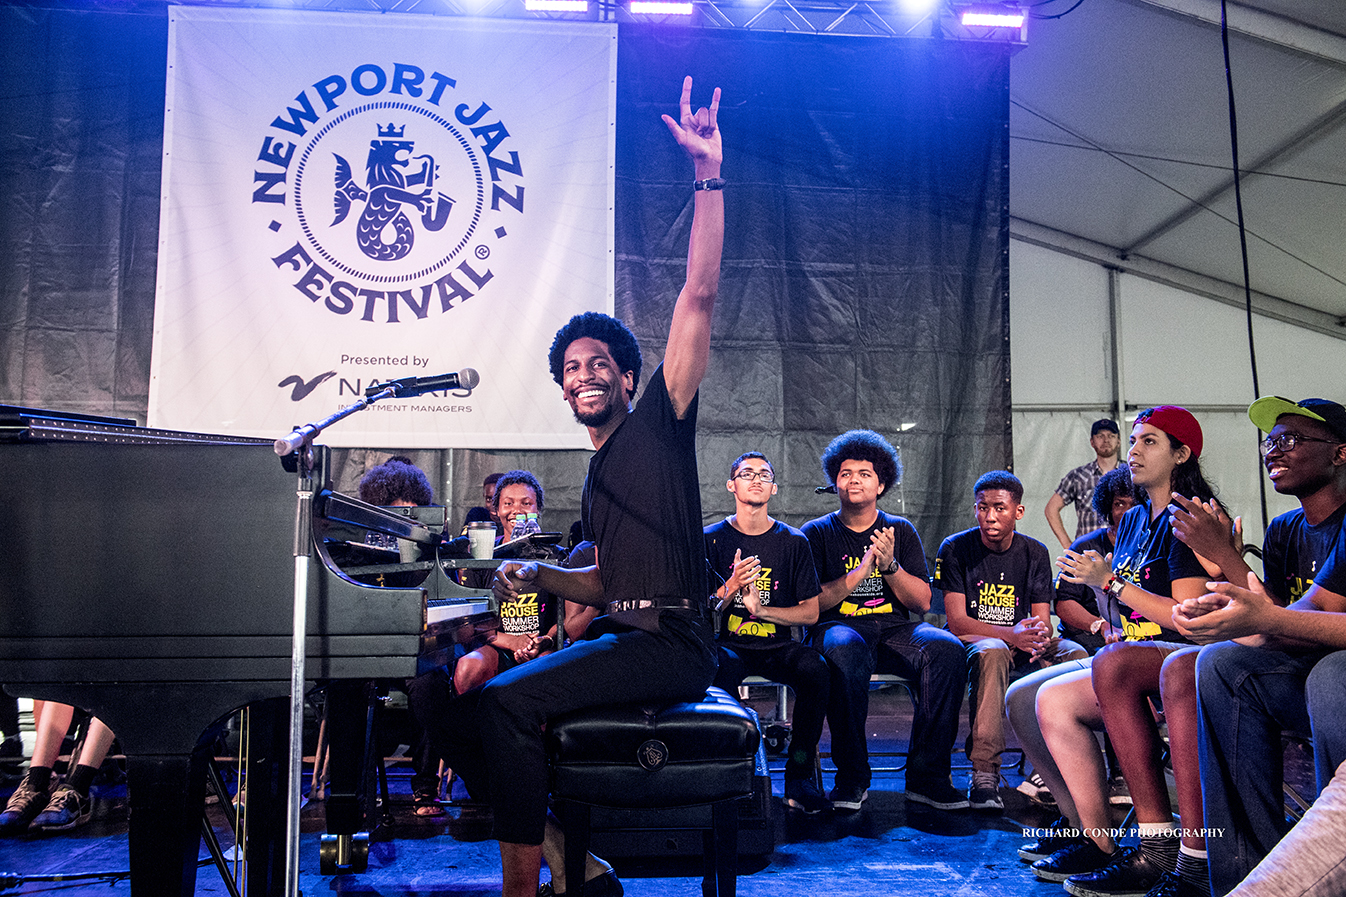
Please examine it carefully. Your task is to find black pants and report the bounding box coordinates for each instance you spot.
[714,640,829,781]
[412,609,716,845]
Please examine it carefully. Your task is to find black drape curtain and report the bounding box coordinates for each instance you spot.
[0,8,1009,550]
[616,26,1010,545]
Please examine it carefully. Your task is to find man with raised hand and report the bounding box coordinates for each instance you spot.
[423,77,725,897]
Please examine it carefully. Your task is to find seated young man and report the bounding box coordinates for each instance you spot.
[938,470,1086,811]
[1173,396,1346,896]
[802,429,968,812]
[705,451,829,814]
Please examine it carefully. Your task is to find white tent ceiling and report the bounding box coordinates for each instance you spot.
[1009,0,1346,338]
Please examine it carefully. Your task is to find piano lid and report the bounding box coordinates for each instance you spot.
[0,405,270,446]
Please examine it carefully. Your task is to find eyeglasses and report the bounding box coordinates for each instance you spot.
[732,469,775,483]
[1260,433,1341,457]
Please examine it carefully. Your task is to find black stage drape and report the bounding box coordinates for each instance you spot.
[0,9,1009,550]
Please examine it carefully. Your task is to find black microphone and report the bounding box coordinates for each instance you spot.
[814,484,838,494]
[366,368,480,398]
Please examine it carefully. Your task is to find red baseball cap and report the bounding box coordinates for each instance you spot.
[1134,406,1203,461]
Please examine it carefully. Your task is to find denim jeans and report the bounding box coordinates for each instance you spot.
[1196,641,1323,895]
[811,618,965,792]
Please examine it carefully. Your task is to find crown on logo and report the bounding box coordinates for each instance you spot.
[377,123,406,138]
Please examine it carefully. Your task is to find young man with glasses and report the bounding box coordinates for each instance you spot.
[1168,396,1346,896]
[705,452,829,814]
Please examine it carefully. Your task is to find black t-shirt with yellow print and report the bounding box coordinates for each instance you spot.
[704,518,821,645]
[801,510,929,625]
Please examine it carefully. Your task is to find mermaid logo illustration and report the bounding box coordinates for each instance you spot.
[332,124,454,261]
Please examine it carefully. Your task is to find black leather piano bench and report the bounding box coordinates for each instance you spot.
[546,686,761,897]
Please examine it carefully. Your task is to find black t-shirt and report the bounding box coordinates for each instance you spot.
[934,528,1051,629]
[704,518,822,645]
[581,365,706,632]
[1263,503,1346,605]
[1109,502,1206,642]
[801,510,929,625]
[1054,527,1113,642]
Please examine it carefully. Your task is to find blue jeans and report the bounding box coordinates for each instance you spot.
[1196,641,1323,895]
[811,618,965,792]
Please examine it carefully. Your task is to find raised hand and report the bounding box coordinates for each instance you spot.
[661,76,722,171]
[1170,493,1241,575]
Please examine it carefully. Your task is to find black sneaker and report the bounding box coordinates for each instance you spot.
[785,778,830,815]
[1144,872,1207,897]
[1019,816,1086,862]
[968,771,1003,811]
[0,774,52,834]
[31,784,92,832]
[1032,840,1116,882]
[1065,845,1168,897]
[904,779,971,811]
[828,783,869,812]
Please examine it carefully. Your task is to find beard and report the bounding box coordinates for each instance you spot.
[573,402,616,428]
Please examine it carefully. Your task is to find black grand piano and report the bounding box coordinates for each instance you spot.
[0,406,496,895]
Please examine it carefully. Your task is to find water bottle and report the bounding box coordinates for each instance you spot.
[509,514,529,541]
[522,512,542,538]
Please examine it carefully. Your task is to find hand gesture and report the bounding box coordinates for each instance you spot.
[1170,494,1241,575]
[1171,573,1272,644]
[493,561,538,603]
[1010,616,1049,659]
[1057,548,1113,589]
[869,526,896,573]
[514,633,554,662]
[728,549,763,594]
[662,76,722,170]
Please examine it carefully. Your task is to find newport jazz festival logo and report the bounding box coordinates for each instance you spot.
[253,63,525,323]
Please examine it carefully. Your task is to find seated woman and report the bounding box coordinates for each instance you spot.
[0,701,116,834]
[455,470,562,692]
[1016,407,1220,897]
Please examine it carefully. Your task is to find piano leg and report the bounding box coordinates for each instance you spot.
[126,750,210,896]
[243,698,291,895]
[321,680,374,875]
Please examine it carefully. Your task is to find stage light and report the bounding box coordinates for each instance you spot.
[959,5,1025,27]
[629,0,694,13]
[525,0,588,8]
[898,0,940,14]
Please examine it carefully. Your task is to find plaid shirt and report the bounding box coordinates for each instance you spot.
[1055,459,1107,537]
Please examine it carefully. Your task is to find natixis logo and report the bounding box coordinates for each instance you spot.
[253,63,525,323]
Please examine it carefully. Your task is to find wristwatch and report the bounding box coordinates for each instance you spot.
[693,177,726,191]
[879,558,899,575]
[1105,576,1127,602]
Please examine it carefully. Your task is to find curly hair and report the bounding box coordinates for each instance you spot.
[358,459,433,506]
[1091,466,1134,520]
[490,469,545,514]
[973,470,1023,504]
[548,312,643,401]
[821,430,901,497]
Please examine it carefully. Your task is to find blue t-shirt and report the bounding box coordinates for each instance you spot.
[1109,502,1206,642]
[1263,503,1346,604]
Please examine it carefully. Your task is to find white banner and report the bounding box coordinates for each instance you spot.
[149,8,615,448]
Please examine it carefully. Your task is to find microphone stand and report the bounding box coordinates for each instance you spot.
[271,384,398,897]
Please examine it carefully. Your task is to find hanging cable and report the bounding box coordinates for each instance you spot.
[1219,0,1268,532]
